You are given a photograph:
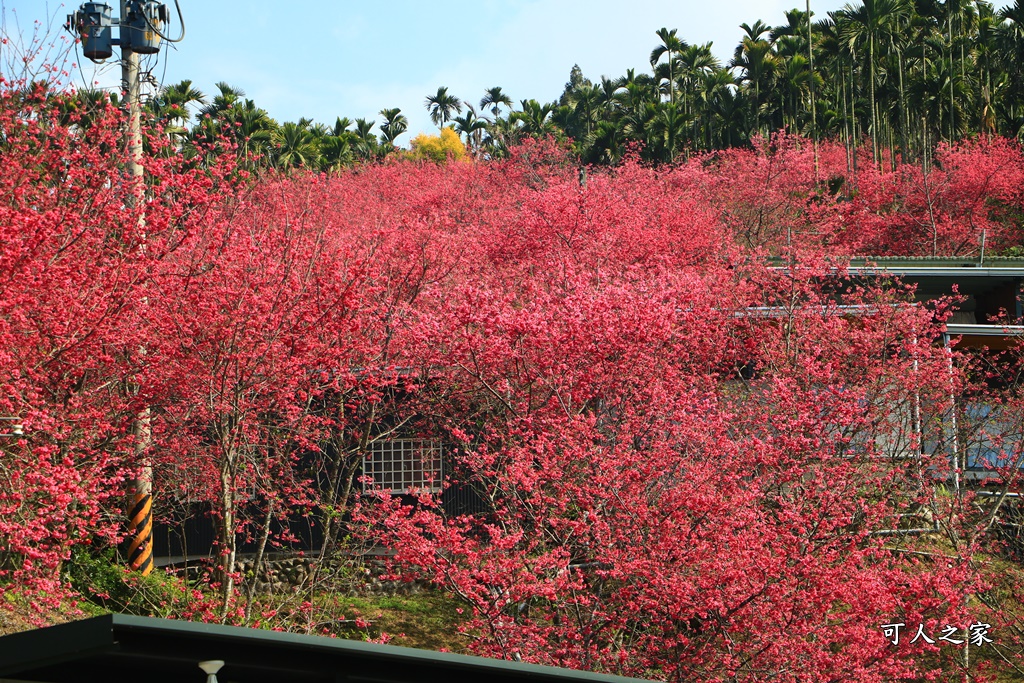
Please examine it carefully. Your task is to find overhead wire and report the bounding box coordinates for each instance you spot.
[72,36,91,91]
[157,45,169,94]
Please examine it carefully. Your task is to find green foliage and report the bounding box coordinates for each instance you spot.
[64,546,193,619]
[378,107,409,148]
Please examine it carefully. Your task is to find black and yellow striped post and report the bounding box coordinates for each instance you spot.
[127,477,153,575]
[128,406,154,576]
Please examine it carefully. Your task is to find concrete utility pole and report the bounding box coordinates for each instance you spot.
[122,0,144,185]
[120,0,154,577]
[70,0,183,578]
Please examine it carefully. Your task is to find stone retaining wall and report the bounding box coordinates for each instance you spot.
[234,555,429,596]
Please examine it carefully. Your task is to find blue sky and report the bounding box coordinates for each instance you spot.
[0,1,1003,141]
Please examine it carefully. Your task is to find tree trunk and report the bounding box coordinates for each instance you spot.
[219,445,238,620]
[243,499,274,621]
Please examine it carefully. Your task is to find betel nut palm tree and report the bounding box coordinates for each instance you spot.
[425,86,463,130]
[379,107,409,147]
[480,85,513,119]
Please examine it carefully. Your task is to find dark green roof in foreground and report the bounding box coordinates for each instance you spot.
[0,614,654,683]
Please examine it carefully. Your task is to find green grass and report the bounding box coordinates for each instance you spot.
[314,592,469,651]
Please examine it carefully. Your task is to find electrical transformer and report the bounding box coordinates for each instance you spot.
[69,3,113,61]
[122,1,168,54]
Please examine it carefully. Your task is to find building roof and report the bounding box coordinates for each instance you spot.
[763,257,1024,312]
[847,256,1024,269]
[845,258,1024,285]
[0,614,652,683]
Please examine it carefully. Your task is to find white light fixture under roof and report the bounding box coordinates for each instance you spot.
[198,660,225,683]
[0,417,22,437]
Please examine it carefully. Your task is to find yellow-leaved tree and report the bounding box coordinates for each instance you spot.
[408,127,468,163]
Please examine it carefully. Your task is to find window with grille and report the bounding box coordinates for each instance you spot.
[362,439,444,493]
